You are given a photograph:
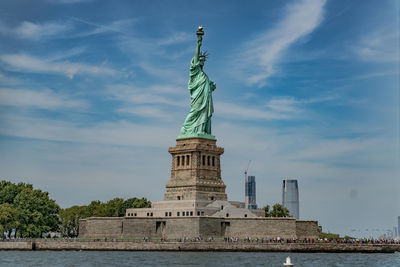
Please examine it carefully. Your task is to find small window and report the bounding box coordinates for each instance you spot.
[221,205,224,210]
[177,196,181,200]
[212,156,215,166]
[190,211,193,216]
[186,211,189,216]
[147,213,149,216]
[134,213,137,216]
[244,214,247,217]
[165,212,168,217]
[197,211,200,216]
[210,196,215,201]
[177,212,180,216]
[201,211,204,216]
[177,156,180,166]
[169,212,172,216]
[226,213,229,217]
[151,213,153,216]
[207,156,210,166]
[202,155,206,165]
[182,211,185,216]
[186,155,190,165]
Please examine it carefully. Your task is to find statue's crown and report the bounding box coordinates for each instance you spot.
[199,51,208,59]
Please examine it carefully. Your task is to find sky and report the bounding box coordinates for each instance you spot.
[0,0,398,238]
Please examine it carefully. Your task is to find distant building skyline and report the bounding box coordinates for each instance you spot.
[282,179,299,219]
[245,175,257,209]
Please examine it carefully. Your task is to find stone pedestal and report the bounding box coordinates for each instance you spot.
[164,138,227,201]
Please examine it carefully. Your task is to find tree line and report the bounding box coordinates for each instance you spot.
[0,181,150,238]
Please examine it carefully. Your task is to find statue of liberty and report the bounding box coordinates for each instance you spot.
[178,27,216,140]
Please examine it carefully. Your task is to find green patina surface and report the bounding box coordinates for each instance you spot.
[178,27,216,140]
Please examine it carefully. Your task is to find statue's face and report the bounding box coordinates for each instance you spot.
[199,57,205,67]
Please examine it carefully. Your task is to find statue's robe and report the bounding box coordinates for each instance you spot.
[179,57,215,136]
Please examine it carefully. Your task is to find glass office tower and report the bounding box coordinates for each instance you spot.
[398,216,400,237]
[282,179,299,219]
[245,175,257,209]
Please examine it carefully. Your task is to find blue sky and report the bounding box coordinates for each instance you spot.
[0,0,398,238]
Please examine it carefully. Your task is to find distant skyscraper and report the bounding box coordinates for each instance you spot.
[282,179,299,219]
[245,175,257,209]
[398,216,400,237]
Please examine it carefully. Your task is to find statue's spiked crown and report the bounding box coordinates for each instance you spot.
[199,51,208,60]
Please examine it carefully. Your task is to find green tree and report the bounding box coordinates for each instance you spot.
[13,187,60,238]
[0,181,32,204]
[104,198,125,217]
[122,197,140,212]
[263,205,270,217]
[135,197,152,208]
[1,180,60,238]
[87,200,107,217]
[319,232,340,239]
[60,205,89,237]
[264,203,290,217]
[0,203,18,238]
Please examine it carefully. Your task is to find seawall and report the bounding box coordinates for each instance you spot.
[1,241,399,253]
[0,241,32,250]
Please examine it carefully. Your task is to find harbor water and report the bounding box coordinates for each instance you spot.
[1,251,399,267]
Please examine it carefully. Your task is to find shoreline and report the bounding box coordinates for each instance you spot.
[1,241,399,253]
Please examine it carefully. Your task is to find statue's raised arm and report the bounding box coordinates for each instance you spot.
[194,26,203,63]
[178,26,216,140]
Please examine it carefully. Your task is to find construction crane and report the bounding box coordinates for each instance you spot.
[244,160,251,208]
[244,160,252,182]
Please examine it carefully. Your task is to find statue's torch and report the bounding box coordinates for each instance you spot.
[196,26,204,36]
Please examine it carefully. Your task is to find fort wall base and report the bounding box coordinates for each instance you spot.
[79,216,320,239]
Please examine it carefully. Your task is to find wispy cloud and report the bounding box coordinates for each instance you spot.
[16,21,71,40]
[0,87,88,110]
[68,17,136,37]
[0,114,176,148]
[45,0,94,4]
[117,106,176,121]
[355,28,398,63]
[234,0,326,86]
[106,83,186,107]
[216,101,296,120]
[0,20,72,40]
[47,46,87,61]
[0,53,117,79]
[216,95,335,121]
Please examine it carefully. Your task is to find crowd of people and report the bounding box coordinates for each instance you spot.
[1,236,399,244]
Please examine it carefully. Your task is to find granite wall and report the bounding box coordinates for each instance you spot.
[79,217,320,239]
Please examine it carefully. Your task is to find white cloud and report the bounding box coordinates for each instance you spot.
[0,114,177,148]
[234,0,326,86]
[117,106,176,121]
[0,88,88,110]
[45,0,94,4]
[47,46,87,61]
[15,21,71,40]
[355,28,398,63]
[216,101,295,120]
[158,32,191,46]
[68,17,136,37]
[0,20,70,40]
[216,95,335,121]
[106,83,186,107]
[0,53,117,79]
